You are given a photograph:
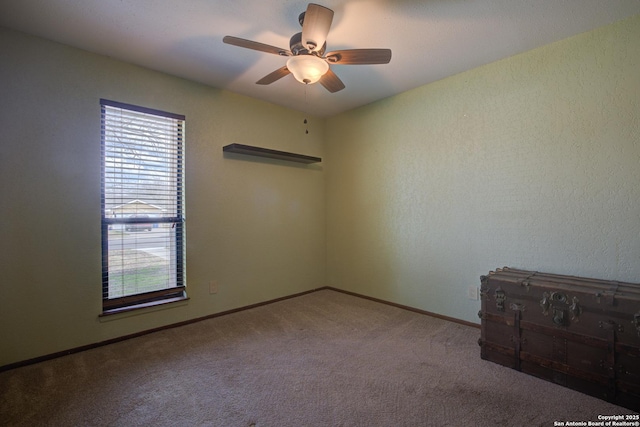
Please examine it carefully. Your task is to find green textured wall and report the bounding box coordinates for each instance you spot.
[325,15,640,324]
[0,28,326,367]
[1,14,639,367]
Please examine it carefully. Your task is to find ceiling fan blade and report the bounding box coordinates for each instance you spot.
[256,66,291,85]
[301,3,334,53]
[318,68,345,93]
[325,49,392,65]
[223,36,291,56]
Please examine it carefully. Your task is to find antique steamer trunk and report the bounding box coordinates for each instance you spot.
[478,267,640,412]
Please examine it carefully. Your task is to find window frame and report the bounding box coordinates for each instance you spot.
[100,99,187,315]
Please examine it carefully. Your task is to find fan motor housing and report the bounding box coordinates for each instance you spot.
[289,32,325,56]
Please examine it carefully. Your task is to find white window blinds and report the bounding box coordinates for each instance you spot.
[100,99,186,313]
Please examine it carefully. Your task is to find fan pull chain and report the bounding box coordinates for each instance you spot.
[304,85,309,134]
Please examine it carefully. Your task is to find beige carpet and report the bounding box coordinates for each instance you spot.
[1,289,635,426]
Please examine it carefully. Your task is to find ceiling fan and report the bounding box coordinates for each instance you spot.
[223,3,392,93]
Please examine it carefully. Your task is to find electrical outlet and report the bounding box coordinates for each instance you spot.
[467,285,479,300]
[209,280,218,294]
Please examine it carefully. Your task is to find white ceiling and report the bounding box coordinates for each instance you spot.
[2,1,639,117]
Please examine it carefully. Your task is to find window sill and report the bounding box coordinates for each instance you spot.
[100,295,190,318]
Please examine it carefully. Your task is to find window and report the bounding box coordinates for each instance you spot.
[101,99,186,314]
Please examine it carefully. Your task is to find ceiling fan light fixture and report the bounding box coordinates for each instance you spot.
[223,3,391,93]
[286,55,329,84]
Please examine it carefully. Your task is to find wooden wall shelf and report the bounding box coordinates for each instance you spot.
[223,143,321,164]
